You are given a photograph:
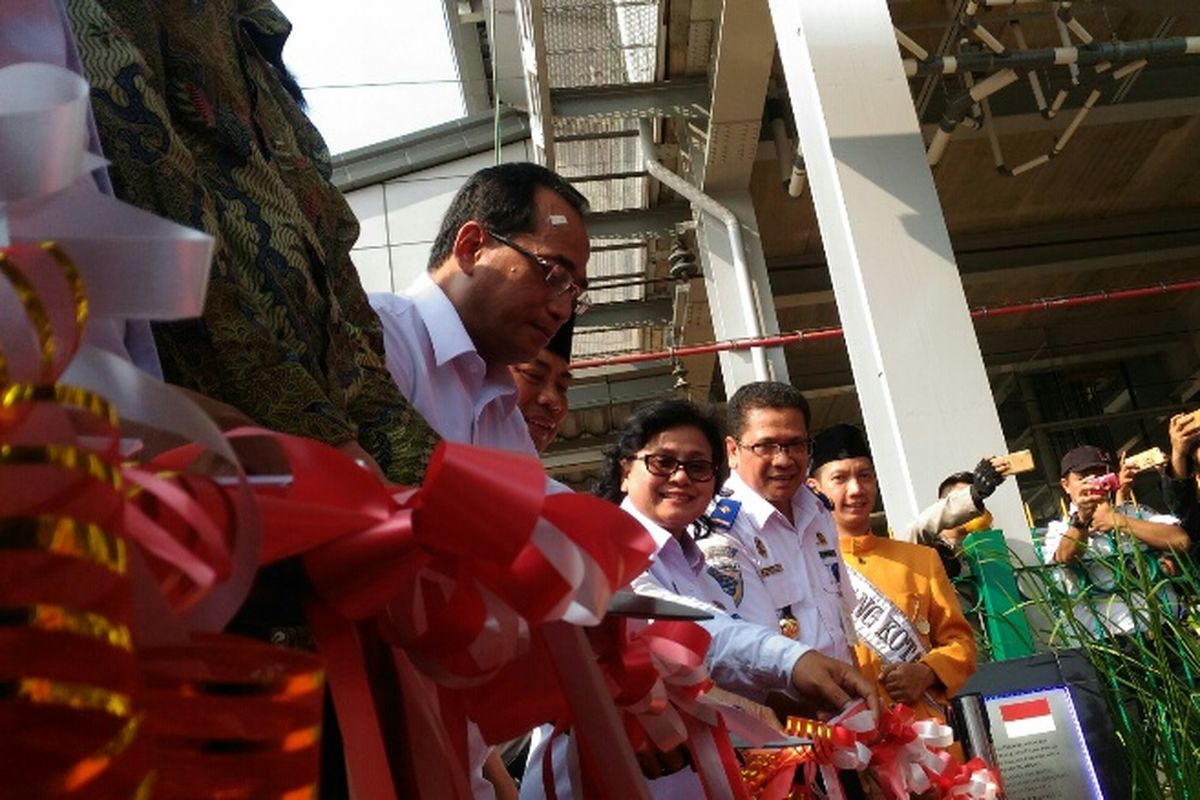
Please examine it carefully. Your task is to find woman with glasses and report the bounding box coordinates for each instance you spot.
[520,399,878,799]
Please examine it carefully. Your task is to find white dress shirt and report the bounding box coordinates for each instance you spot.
[370,274,543,800]
[370,274,537,455]
[719,473,856,662]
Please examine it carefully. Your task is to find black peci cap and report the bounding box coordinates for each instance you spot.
[545,314,575,362]
[810,423,872,473]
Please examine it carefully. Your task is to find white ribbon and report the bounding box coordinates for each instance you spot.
[0,63,99,204]
[951,767,1000,799]
[0,63,250,640]
[0,62,213,317]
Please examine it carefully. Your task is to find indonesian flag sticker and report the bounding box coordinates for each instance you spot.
[999,697,1056,738]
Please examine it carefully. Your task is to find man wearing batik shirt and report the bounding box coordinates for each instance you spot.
[1043,444,1189,636]
[808,424,977,726]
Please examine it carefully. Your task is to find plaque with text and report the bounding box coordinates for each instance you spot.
[983,687,1104,800]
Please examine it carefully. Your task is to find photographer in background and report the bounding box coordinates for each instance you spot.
[1162,411,1200,543]
[1042,445,1189,635]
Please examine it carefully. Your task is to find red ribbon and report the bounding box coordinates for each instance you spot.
[138,632,325,799]
[745,702,1002,800]
[188,428,656,798]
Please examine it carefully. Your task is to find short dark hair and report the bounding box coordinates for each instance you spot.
[726,381,812,438]
[593,399,730,506]
[426,162,589,271]
[937,471,974,499]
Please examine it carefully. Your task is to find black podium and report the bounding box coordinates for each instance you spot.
[952,650,1131,800]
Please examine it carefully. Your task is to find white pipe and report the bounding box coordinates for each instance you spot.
[979,94,1006,170]
[1113,59,1148,80]
[1009,154,1050,175]
[787,152,807,198]
[1053,87,1099,153]
[973,24,1007,55]
[928,69,1016,167]
[970,67,1020,101]
[1065,17,1094,45]
[894,28,928,61]
[638,121,770,380]
[927,128,952,167]
[1049,87,1068,116]
[771,118,791,185]
[1010,20,1048,115]
[1054,4,1080,84]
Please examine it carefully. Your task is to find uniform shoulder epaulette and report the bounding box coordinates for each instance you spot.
[708,498,742,531]
[807,485,834,511]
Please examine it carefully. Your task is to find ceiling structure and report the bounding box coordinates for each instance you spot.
[440,0,1200,519]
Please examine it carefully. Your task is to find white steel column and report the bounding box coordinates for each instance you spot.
[767,0,1032,550]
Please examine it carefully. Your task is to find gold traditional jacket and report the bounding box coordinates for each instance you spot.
[839,533,977,721]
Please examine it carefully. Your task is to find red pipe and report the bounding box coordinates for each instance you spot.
[570,278,1200,370]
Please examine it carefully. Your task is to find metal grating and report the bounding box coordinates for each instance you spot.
[552,116,639,138]
[574,245,648,358]
[543,0,659,88]
[535,0,666,358]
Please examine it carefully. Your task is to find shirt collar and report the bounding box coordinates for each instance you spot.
[840,531,879,556]
[406,273,478,368]
[406,273,520,403]
[619,497,705,575]
[724,471,818,529]
[724,472,783,525]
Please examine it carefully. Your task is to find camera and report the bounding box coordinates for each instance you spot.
[1085,472,1121,492]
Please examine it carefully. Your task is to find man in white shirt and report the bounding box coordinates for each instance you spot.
[370,163,590,456]
[371,162,590,799]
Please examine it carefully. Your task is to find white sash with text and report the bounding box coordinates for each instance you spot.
[846,565,927,665]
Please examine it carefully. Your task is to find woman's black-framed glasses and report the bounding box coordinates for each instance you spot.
[635,453,717,482]
[486,229,591,314]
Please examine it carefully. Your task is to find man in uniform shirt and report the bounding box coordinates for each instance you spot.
[808,424,977,726]
[698,382,856,661]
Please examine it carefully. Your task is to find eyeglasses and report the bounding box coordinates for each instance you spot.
[486,229,591,314]
[736,438,814,459]
[634,453,717,482]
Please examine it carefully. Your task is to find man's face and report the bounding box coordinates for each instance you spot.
[464,187,590,365]
[1060,467,1106,507]
[809,457,878,536]
[727,406,810,512]
[510,349,572,453]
